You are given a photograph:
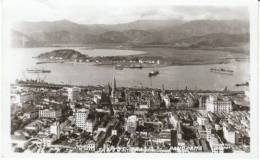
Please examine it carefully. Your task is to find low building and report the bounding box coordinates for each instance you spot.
[86,120,93,133]
[23,111,38,119]
[208,133,224,153]
[11,92,33,106]
[50,122,60,139]
[206,95,232,113]
[39,109,62,119]
[77,140,96,151]
[197,115,208,126]
[223,123,236,144]
[67,87,81,102]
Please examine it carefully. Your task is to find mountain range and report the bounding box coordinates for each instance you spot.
[11,19,249,48]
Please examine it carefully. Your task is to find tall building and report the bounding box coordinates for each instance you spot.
[199,96,207,109]
[171,129,178,147]
[206,95,232,113]
[75,108,89,129]
[86,120,93,133]
[111,76,117,103]
[126,115,137,133]
[67,87,81,102]
[112,76,116,94]
[103,83,111,95]
[50,121,60,139]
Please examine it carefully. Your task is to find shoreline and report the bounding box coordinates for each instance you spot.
[36,58,248,68]
[33,44,249,67]
[12,80,246,93]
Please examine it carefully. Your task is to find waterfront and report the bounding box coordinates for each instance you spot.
[9,47,249,91]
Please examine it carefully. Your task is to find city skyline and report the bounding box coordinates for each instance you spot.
[2,0,258,157]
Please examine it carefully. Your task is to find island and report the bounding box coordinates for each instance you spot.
[37,49,89,62]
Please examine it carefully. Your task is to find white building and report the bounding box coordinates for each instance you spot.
[126,115,137,133]
[50,122,60,139]
[208,133,224,153]
[39,109,62,119]
[223,123,236,144]
[67,87,81,102]
[11,92,33,106]
[75,108,89,129]
[206,95,232,113]
[162,94,171,108]
[77,140,96,151]
[93,94,101,104]
[86,120,93,133]
[111,129,117,136]
[197,116,208,126]
[169,113,179,128]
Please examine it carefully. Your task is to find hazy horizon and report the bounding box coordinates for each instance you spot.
[16,17,249,26]
[4,0,248,25]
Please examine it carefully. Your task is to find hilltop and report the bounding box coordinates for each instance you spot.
[11,19,249,48]
[37,49,88,60]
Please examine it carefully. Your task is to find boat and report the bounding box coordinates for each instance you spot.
[148,70,159,77]
[26,68,51,73]
[209,68,234,75]
[129,64,143,69]
[235,82,249,87]
[115,64,124,70]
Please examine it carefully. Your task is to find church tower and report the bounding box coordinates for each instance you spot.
[112,76,116,93]
[111,76,117,104]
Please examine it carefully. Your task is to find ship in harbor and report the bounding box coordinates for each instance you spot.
[129,64,143,69]
[209,68,234,75]
[148,70,159,77]
[235,82,249,87]
[114,64,124,70]
[26,68,51,73]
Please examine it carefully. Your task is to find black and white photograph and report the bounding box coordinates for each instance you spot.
[1,0,259,159]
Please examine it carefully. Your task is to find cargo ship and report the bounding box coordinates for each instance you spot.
[210,68,234,75]
[129,64,143,69]
[148,70,159,77]
[235,82,249,87]
[26,68,51,73]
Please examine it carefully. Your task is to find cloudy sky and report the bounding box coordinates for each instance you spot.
[3,0,249,24]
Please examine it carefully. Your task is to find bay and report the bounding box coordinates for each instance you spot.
[8,47,249,91]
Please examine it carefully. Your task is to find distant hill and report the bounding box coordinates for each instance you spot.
[173,33,249,48]
[11,19,249,47]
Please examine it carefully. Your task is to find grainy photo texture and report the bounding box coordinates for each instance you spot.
[5,1,253,154]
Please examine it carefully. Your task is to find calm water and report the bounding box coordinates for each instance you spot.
[8,47,249,91]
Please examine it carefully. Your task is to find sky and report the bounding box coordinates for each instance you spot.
[3,0,249,25]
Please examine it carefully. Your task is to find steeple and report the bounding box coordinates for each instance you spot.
[113,76,116,92]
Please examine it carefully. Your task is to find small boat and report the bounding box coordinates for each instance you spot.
[210,68,234,75]
[115,64,124,70]
[235,82,249,87]
[148,70,159,77]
